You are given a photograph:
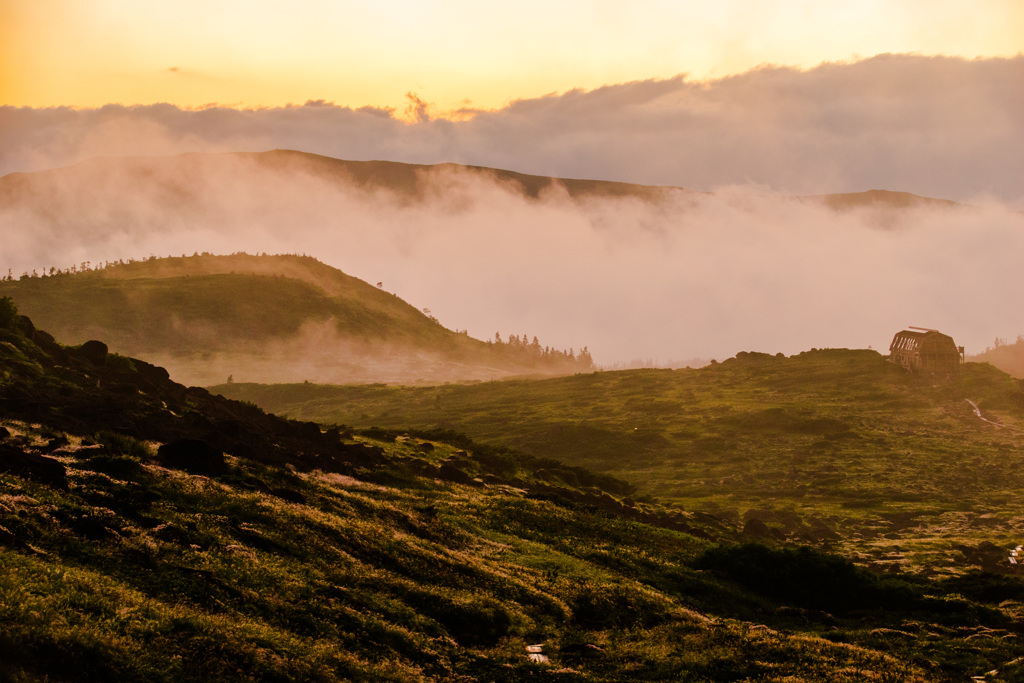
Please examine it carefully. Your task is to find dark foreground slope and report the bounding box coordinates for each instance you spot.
[0,253,592,385]
[5,303,1024,680]
[217,350,1024,576]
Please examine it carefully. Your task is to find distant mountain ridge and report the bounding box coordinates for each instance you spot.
[0,148,959,211]
[0,253,593,386]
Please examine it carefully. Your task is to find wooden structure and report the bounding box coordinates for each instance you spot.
[889,327,964,375]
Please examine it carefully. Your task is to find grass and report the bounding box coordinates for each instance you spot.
[5,299,1024,680]
[0,254,593,385]
[214,349,1024,577]
[7,424,1018,681]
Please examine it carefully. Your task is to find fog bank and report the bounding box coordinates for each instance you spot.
[2,153,1021,365]
[1,54,1022,204]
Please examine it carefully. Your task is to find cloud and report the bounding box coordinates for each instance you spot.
[2,54,1022,368]
[404,92,432,124]
[1,54,1022,203]
[474,54,1024,203]
[2,153,1022,366]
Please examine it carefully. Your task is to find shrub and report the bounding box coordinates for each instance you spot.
[941,571,1024,604]
[569,581,672,630]
[421,595,516,646]
[694,543,920,614]
[0,297,17,330]
[96,431,152,459]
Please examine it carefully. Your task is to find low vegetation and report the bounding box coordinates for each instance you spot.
[5,298,1024,679]
[0,253,594,386]
[970,336,1024,379]
[215,350,1024,579]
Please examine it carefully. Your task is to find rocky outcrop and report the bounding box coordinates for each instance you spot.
[0,443,68,489]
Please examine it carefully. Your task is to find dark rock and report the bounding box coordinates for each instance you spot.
[269,487,306,504]
[153,523,193,545]
[15,315,35,336]
[70,515,119,541]
[0,444,68,489]
[156,439,226,475]
[41,435,70,453]
[185,386,212,399]
[743,517,773,538]
[296,421,322,440]
[594,493,623,512]
[31,329,62,356]
[0,427,9,440]
[79,340,109,364]
[417,442,435,452]
[134,360,170,384]
[438,462,473,484]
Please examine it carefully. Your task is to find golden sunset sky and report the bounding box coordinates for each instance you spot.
[3,0,1022,117]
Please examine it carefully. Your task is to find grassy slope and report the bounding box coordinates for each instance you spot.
[0,254,456,351]
[971,341,1024,380]
[0,254,591,385]
[214,350,1024,575]
[4,308,1024,681]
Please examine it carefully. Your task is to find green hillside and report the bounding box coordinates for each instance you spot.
[5,301,1024,681]
[970,338,1024,379]
[215,350,1024,575]
[0,253,592,385]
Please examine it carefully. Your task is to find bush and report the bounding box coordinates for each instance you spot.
[694,543,920,614]
[420,594,516,646]
[96,431,152,459]
[941,571,1024,604]
[0,298,17,330]
[570,581,672,630]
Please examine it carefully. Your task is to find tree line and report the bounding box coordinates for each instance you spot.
[489,331,594,370]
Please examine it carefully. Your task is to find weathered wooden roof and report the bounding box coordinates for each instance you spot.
[890,328,957,352]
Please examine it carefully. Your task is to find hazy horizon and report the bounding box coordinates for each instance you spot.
[2,151,1022,367]
[3,54,1022,205]
[3,4,1022,375]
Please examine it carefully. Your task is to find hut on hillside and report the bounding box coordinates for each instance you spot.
[889,327,964,375]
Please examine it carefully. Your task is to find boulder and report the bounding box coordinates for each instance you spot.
[156,439,226,475]
[438,462,473,484]
[743,517,773,538]
[0,444,68,489]
[79,340,109,364]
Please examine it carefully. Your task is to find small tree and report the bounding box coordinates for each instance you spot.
[0,297,18,330]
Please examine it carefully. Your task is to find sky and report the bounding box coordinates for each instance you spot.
[1,0,1023,366]
[2,0,1023,115]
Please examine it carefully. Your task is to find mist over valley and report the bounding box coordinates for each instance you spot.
[3,149,1022,372]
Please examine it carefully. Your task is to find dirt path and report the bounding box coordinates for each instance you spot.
[965,399,1022,432]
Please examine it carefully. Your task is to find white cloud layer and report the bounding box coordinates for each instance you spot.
[2,153,1022,365]
[1,54,1022,203]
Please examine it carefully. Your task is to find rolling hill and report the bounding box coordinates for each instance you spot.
[0,148,960,213]
[0,253,593,386]
[4,300,1024,680]
[214,350,1024,577]
[970,339,1024,380]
